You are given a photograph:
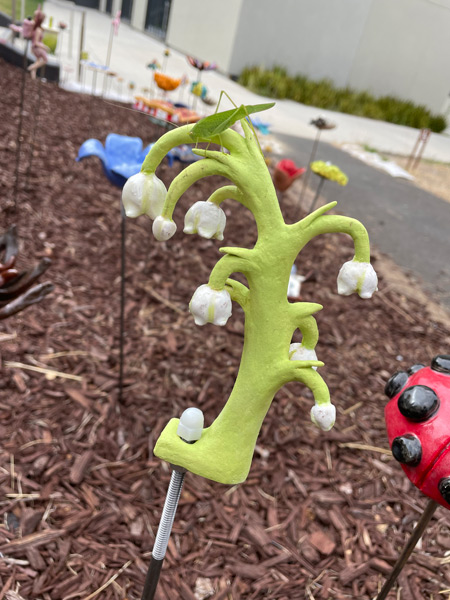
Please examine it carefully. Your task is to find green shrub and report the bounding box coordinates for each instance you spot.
[428,115,447,133]
[238,66,447,132]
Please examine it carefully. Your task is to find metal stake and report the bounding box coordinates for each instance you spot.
[141,469,185,600]
[141,408,204,600]
[25,67,45,187]
[118,205,126,403]
[299,128,322,205]
[376,499,438,600]
[307,176,326,215]
[78,11,86,82]
[12,40,29,213]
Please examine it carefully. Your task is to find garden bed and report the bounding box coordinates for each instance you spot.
[1,58,450,600]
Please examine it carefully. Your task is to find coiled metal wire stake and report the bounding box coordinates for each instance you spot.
[141,408,204,600]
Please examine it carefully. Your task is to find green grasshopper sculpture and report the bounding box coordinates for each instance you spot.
[122,104,377,485]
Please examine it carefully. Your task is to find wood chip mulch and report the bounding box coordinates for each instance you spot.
[1,58,450,600]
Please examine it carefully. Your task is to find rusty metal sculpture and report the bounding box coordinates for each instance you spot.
[0,226,53,320]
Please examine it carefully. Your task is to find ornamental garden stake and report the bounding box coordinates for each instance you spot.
[121,103,378,596]
[11,20,33,213]
[77,134,159,403]
[380,354,450,600]
[308,160,348,214]
[0,225,53,319]
[299,116,336,206]
[186,55,217,110]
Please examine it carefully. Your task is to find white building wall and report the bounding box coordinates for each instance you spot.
[165,0,244,72]
[348,0,450,113]
[160,0,450,112]
[131,0,146,30]
[228,0,373,85]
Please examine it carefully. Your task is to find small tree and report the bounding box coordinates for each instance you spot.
[122,111,377,485]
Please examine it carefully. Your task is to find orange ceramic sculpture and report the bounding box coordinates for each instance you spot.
[154,72,181,92]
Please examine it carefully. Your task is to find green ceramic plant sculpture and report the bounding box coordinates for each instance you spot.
[122,105,378,485]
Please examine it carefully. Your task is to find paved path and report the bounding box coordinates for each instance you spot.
[277,132,450,308]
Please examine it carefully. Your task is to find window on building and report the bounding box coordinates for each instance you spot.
[121,0,133,21]
[145,0,171,37]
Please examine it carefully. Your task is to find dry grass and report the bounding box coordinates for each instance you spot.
[386,153,450,204]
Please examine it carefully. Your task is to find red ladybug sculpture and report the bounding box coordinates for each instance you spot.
[385,355,450,510]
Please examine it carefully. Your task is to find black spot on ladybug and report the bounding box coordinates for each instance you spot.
[398,385,439,422]
[392,434,422,466]
[385,371,408,399]
[439,477,450,504]
[408,364,424,375]
[431,355,450,375]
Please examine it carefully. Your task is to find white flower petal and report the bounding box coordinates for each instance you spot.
[310,403,336,431]
[289,343,318,370]
[337,260,378,299]
[121,172,167,220]
[183,201,226,240]
[152,216,177,241]
[189,284,232,326]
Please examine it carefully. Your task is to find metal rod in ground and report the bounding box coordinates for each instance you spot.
[103,22,114,96]
[299,128,321,206]
[25,67,45,187]
[118,205,126,403]
[78,10,86,82]
[376,499,438,600]
[141,469,185,600]
[12,40,29,213]
[405,130,422,171]
[411,134,430,171]
[307,176,326,215]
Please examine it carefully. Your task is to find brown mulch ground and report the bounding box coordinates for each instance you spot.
[1,58,450,600]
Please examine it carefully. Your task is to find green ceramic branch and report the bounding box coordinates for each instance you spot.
[122,109,378,484]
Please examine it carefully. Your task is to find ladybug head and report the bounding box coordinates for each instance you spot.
[385,354,450,510]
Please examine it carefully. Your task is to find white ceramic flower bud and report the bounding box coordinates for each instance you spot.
[289,343,318,370]
[310,402,336,431]
[121,172,167,219]
[337,260,378,299]
[152,216,177,241]
[177,407,204,442]
[184,201,226,240]
[189,284,232,326]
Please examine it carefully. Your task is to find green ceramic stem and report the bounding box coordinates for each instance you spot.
[293,316,319,350]
[291,207,371,262]
[165,156,282,237]
[225,278,250,311]
[161,159,230,220]
[208,185,241,206]
[139,116,375,484]
[208,253,252,290]
[141,125,245,174]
